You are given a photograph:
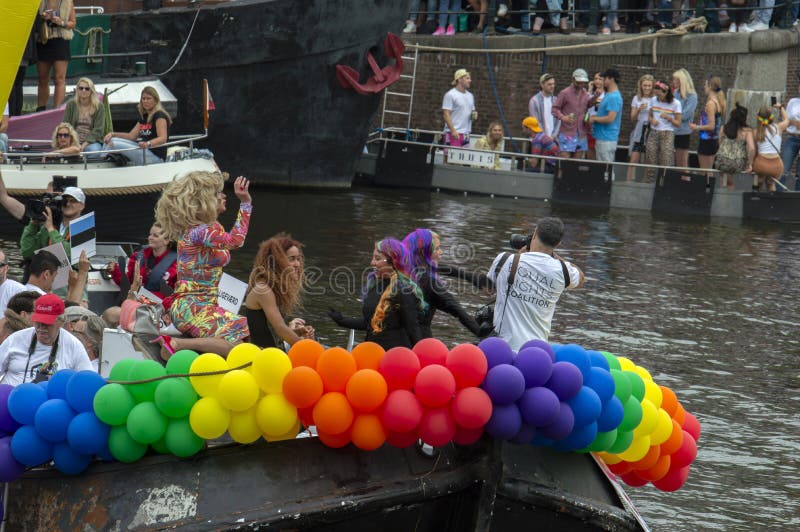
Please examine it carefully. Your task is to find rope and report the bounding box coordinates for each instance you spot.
[73,26,111,37]
[107,361,253,385]
[152,8,201,77]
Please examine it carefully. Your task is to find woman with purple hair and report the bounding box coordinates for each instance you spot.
[328,238,425,349]
[403,229,481,338]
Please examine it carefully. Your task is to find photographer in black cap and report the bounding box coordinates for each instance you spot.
[487,217,584,351]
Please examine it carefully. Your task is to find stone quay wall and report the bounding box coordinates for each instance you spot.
[381,30,800,147]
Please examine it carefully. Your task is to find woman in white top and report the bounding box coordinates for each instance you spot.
[627,74,654,181]
[753,105,789,192]
[644,80,682,181]
[780,82,800,190]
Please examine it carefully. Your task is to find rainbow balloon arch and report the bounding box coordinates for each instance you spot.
[0,338,699,492]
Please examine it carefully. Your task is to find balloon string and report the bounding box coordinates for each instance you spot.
[106,361,253,385]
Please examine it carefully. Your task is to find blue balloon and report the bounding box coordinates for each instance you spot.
[538,402,575,441]
[567,386,602,427]
[37,381,48,392]
[513,347,553,387]
[0,435,26,482]
[554,344,592,380]
[11,425,53,466]
[483,364,526,405]
[555,421,598,452]
[509,423,537,444]
[46,369,76,400]
[67,412,110,455]
[545,362,583,401]
[7,383,48,425]
[485,403,522,440]
[530,432,554,447]
[518,339,556,362]
[0,384,21,433]
[478,337,515,369]
[587,350,610,371]
[517,387,560,427]
[585,367,615,404]
[66,371,107,413]
[596,396,625,432]
[96,444,114,462]
[34,399,76,443]
[52,442,92,475]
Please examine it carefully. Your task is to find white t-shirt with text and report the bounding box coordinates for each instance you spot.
[442,88,475,134]
[0,327,93,386]
[649,98,682,132]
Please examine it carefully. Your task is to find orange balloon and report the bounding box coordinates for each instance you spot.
[316,347,357,393]
[631,445,661,471]
[660,419,684,455]
[350,414,386,451]
[312,392,354,435]
[672,401,686,426]
[345,369,388,413]
[352,342,385,371]
[637,454,671,482]
[287,339,325,369]
[317,428,351,449]
[659,385,678,416]
[282,366,324,409]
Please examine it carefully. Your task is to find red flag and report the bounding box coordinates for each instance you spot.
[203,79,214,130]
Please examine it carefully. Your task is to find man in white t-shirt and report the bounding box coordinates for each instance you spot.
[487,217,584,351]
[0,294,92,386]
[0,249,25,315]
[442,68,476,147]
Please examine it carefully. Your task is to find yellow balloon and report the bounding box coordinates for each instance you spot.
[597,451,622,465]
[255,394,298,437]
[189,353,229,397]
[218,370,260,412]
[631,365,652,382]
[228,407,262,444]
[252,348,293,394]
[617,356,635,372]
[633,399,658,437]
[264,419,301,442]
[643,380,663,407]
[617,435,651,462]
[649,408,674,445]
[226,342,261,372]
[189,397,230,440]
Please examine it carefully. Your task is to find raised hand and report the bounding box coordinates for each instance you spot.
[233,176,251,204]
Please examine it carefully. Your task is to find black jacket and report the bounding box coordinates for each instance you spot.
[417,270,481,337]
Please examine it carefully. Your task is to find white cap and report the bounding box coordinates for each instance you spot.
[62,186,86,204]
[572,68,589,82]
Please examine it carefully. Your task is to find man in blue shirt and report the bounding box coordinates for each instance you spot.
[589,69,623,163]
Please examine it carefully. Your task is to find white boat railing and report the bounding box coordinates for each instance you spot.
[75,5,105,14]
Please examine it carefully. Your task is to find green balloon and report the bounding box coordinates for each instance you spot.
[610,369,632,403]
[154,378,198,418]
[127,402,168,444]
[601,351,621,371]
[587,429,618,453]
[625,371,645,401]
[619,396,643,431]
[166,350,199,375]
[165,417,205,458]
[150,437,169,454]
[109,359,137,382]
[108,425,148,463]
[606,429,634,454]
[127,360,167,403]
[93,383,137,426]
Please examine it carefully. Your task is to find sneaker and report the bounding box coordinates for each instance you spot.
[748,21,769,31]
[497,3,508,17]
[433,26,445,36]
[738,23,755,33]
[403,20,417,33]
[445,24,455,35]
[728,22,737,32]
[601,27,611,34]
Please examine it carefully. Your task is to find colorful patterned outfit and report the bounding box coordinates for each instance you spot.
[169,203,252,343]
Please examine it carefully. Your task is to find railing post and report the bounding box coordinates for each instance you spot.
[587,0,599,35]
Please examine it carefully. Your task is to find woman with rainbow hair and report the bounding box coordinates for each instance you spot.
[403,228,481,338]
[328,238,425,349]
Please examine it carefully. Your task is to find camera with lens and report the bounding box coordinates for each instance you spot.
[509,233,532,250]
[25,193,65,226]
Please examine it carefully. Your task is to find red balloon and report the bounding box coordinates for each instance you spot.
[670,431,697,468]
[452,425,483,445]
[414,365,456,408]
[619,470,649,487]
[317,429,351,449]
[380,390,423,433]
[607,460,634,476]
[378,347,421,390]
[652,464,690,492]
[419,406,456,447]
[682,412,701,442]
[637,454,671,482]
[451,387,492,429]
[386,429,419,449]
[413,338,449,367]
[446,343,488,389]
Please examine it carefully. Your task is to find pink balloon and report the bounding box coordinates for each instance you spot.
[414,365,456,408]
[446,343,488,389]
[682,412,701,442]
[380,390,423,433]
[378,347,421,390]
[413,338,449,367]
[419,406,456,447]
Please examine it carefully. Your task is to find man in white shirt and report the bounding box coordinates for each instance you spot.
[487,217,584,351]
[0,294,92,386]
[24,250,60,295]
[442,68,476,147]
[528,73,561,139]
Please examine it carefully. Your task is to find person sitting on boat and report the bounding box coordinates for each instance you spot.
[63,77,106,155]
[474,122,505,169]
[110,222,177,301]
[244,233,315,349]
[487,217,584,351]
[61,303,97,335]
[0,294,92,386]
[23,251,60,296]
[41,122,81,162]
[522,116,558,172]
[36,0,76,110]
[19,185,85,264]
[328,238,425,350]
[403,228,481,338]
[443,69,476,147]
[103,86,172,165]
[71,315,105,373]
[154,171,252,358]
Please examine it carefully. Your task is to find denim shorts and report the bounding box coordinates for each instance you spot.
[557,133,588,152]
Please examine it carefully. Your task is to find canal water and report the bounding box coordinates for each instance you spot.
[1,186,798,530]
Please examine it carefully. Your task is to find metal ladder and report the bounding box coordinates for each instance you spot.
[380,47,419,131]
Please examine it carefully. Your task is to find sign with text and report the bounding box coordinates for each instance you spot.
[37,242,70,290]
[69,211,96,265]
[446,148,496,168]
[218,273,247,315]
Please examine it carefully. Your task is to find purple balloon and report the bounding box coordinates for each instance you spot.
[554,344,592,380]
[555,421,598,452]
[483,364,526,405]
[513,347,553,388]
[34,399,76,443]
[485,403,522,440]
[545,362,583,401]
[510,423,537,444]
[597,396,625,432]
[567,386,602,427]
[46,370,76,400]
[585,367,615,404]
[0,384,21,434]
[478,337,515,369]
[519,339,555,362]
[0,436,25,482]
[517,387,560,427]
[587,350,610,371]
[538,402,575,441]
[8,383,48,426]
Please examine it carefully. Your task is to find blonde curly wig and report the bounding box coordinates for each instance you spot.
[155,171,225,241]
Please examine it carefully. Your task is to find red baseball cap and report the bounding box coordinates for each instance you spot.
[31,294,65,325]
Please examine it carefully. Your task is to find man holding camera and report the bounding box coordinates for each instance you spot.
[19,186,86,263]
[487,217,584,351]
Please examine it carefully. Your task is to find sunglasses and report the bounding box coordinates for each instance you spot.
[0,262,7,267]
[77,86,91,92]
[56,133,71,138]
[69,315,89,323]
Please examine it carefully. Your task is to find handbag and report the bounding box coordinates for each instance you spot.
[120,298,163,336]
[37,18,51,45]
[714,136,747,174]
